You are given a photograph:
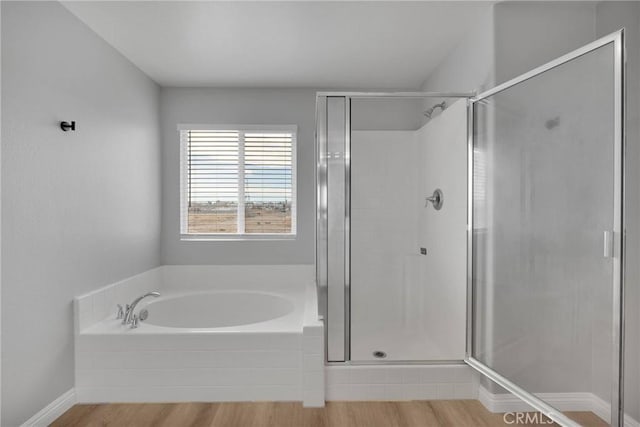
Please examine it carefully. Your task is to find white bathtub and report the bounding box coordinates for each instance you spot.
[141,291,297,329]
[83,289,305,334]
[74,265,325,407]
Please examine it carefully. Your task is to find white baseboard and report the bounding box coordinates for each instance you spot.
[21,389,76,427]
[17,383,639,427]
[478,385,592,413]
[589,394,640,427]
[478,385,640,427]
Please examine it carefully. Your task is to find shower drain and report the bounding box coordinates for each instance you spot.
[372,351,387,359]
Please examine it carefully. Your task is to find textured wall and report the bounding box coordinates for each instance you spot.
[160,88,315,265]
[1,2,161,424]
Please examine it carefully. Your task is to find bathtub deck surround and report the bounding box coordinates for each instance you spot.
[74,267,165,334]
[74,265,324,407]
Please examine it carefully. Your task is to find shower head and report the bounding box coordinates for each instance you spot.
[423,101,447,119]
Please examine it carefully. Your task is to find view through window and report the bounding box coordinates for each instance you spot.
[180,126,296,237]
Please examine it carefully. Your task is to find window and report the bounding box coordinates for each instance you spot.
[179,125,296,239]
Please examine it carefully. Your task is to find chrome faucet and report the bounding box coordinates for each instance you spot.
[122,292,160,326]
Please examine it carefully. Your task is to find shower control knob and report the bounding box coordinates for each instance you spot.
[425,189,444,210]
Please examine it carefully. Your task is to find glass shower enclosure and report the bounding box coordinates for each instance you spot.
[316,30,625,427]
[316,93,471,363]
[467,31,624,426]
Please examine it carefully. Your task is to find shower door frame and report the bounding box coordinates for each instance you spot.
[316,91,474,364]
[316,29,625,422]
[465,30,625,427]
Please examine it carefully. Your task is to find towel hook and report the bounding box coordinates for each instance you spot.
[60,121,76,132]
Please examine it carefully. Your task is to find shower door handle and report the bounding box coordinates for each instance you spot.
[603,231,614,258]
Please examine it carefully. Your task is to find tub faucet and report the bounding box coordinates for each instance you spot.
[122,292,160,325]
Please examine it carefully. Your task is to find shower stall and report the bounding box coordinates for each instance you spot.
[316,30,626,426]
[317,93,471,364]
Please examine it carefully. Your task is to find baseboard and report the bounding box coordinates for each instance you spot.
[478,385,640,427]
[17,383,639,427]
[478,385,592,413]
[21,389,76,427]
[589,394,640,427]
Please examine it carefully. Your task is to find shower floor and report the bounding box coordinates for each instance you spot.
[52,400,607,426]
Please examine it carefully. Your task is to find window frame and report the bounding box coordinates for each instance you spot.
[178,124,297,241]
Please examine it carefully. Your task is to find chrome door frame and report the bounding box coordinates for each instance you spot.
[316,91,474,363]
[465,30,625,427]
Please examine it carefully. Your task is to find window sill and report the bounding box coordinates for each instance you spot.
[180,234,296,242]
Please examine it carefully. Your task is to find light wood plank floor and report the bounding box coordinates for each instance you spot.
[51,400,608,427]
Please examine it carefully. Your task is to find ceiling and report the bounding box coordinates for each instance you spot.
[62,1,489,89]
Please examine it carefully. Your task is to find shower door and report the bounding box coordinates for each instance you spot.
[349,98,468,362]
[467,31,624,426]
[317,93,471,363]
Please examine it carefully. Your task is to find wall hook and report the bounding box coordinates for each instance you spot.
[60,121,76,132]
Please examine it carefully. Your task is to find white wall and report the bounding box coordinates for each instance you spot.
[421,4,495,94]
[422,1,597,92]
[420,4,494,125]
[1,2,161,425]
[0,2,3,422]
[493,2,597,85]
[595,2,640,421]
[160,88,315,265]
[351,98,426,131]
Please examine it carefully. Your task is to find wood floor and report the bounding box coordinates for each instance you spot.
[52,400,608,427]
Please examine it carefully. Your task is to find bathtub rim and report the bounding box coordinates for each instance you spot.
[80,288,306,335]
[141,289,297,329]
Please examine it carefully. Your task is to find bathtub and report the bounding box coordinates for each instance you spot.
[74,265,324,407]
[86,290,304,333]
[140,290,300,330]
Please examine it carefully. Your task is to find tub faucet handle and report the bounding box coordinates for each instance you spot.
[121,304,132,325]
[130,314,139,329]
[116,304,124,320]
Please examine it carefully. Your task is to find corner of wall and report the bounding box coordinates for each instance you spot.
[2,2,164,424]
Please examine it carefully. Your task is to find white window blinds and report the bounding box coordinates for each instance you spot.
[180,125,296,238]
[244,132,294,234]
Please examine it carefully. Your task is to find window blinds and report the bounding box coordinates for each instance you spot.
[181,127,295,236]
[186,130,240,233]
[244,132,293,234]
